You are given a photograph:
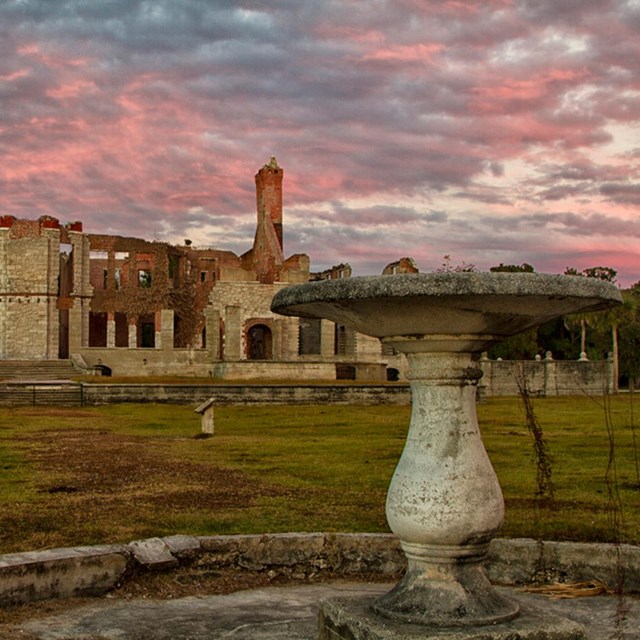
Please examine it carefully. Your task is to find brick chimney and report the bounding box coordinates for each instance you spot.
[255,156,283,251]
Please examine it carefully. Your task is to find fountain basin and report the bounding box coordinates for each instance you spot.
[271,272,621,353]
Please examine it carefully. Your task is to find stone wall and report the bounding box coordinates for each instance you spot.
[79,347,214,377]
[478,354,617,397]
[0,218,92,361]
[80,382,412,406]
[0,227,59,359]
[1,534,638,606]
[207,281,303,361]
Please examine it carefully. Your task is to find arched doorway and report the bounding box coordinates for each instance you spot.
[247,324,273,360]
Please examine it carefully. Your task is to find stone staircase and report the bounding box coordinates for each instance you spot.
[0,360,77,381]
[0,360,82,406]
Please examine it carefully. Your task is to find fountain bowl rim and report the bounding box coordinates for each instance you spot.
[271,271,622,317]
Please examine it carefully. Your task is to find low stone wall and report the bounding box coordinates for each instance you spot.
[78,348,214,377]
[80,383,412,406]
[78,351,385,382]
[212,360,339,381]
[478,355,616,397]
[0,534,638,607]
[79,361,615,405]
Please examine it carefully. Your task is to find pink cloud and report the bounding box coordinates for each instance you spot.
[17,43,90,69]
[469,68,591,115]
[46,79,97,99]
[362,43,444,64]
[0,69,30,82]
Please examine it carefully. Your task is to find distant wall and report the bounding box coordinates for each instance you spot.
[478,354,616,397]
[80,383,412,406]
[78,349,387,382]
[78,347,214,377]
[80,356,615,406]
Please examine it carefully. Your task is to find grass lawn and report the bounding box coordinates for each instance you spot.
[0,395,638,554]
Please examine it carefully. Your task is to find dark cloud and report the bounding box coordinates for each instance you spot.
[599,182,640,206]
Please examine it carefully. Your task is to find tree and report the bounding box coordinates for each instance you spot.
[435,255,477,273]
[564,268,590,356]
[618,287,640,389]
[489,263,535,273]
[582,266,617,282]
[564,266,619,360]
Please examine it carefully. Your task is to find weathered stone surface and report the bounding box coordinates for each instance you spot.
[486,539,640,592]
[162,535,202,559]
[80,383,412,405]
[0,535,639,610]
[8,581,640,640]
[478,356,617,397]
[319,596,587,639]
[0,545,128,605]
[271,272,622,351]
[486,538,542,585]
[327,533,404,575]
[128,538,178,569]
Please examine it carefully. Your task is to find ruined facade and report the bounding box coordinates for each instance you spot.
[0,158,405,381]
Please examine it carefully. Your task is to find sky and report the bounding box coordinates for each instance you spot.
[1,1,639,286]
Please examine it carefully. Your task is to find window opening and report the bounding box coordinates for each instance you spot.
[138,269,152,288]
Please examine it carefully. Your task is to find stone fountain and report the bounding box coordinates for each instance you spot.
[271,272,622,640]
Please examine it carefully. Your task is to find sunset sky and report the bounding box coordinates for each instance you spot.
[1,1,639,285]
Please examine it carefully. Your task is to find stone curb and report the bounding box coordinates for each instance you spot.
[0,534,638,607]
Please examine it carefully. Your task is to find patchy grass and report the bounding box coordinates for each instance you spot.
[0,397,638,554]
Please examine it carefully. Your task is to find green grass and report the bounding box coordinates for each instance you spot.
[0,396,638,554]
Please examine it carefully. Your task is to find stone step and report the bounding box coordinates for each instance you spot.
[0,360,77,381]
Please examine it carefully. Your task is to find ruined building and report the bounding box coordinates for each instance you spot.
[0,158,406,381]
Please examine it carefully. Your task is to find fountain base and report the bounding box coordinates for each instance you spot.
[372,561,520,627]
[319,596,586,639]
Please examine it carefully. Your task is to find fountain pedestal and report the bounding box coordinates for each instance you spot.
[271,273,621,639]
[372,350,518,628]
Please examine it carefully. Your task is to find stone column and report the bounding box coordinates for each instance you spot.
[128,318,137,349]
[206,309,220,360]
[44,230,60,359]
[68,304,83,353]
[46,296,59,359]
[224,305,242,360]
[159,309,174,350]
[276,316,299,360]
[270,318,282,360]
[76,234,92,348]
[320,319,335,357]
[106,312,116,348]
[607,351,617,393]
[354,332,382,361]
[81,298,91,348]
[477,352,491,399]
[543,351,556,396]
